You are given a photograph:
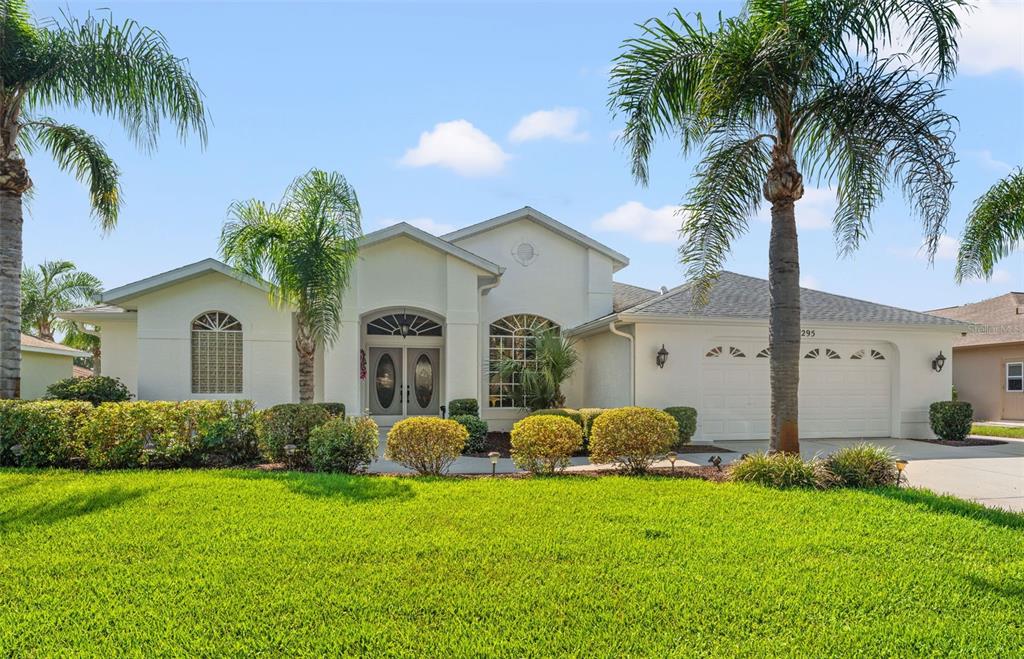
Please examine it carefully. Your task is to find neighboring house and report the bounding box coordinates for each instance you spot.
[20,334,90,399]
[928,293,1024,421]
[61,206,964,440]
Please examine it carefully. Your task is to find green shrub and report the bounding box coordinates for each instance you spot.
[448,398,479,417]
[200,400,261,466]
[529,408,583,432]
[308,416,379,473]
[588,407,677,474]
[385,417,467,475]
[259,403,340,466]
[315,403,346,418]
[663,406,697,447]
[510,415,582,474]
[929,401,973,441]
[453,414,488,454]
[0,400,92,467]
[577,408,606,442]
[823,443,898,488]
[730,452,822,489]
[45,375,132,405]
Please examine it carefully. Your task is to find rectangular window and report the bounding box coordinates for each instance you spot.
[1007,362,1023,392]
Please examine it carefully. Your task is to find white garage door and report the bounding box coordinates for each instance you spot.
[701,343,892,441]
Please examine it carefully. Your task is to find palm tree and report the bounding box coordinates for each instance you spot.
[220,169,362,403]
[0,0,207,398]
[497,329,579,411]
[955,169,1024,282]
[609,2,961,453]
[20,260,101,341]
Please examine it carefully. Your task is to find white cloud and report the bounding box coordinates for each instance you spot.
[594,202,684,243]
[400,120,510,177]
[509,108,589,143]
[756,187,836,230]
[958,1,1024,75]
[799,275,821,290]
[972,149,1013,174]
[376,217,455,235]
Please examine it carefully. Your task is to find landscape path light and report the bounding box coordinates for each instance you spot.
[488,451,500,477]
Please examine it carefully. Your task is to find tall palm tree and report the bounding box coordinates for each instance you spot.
[0,0,208,398]
[220,169,362,403]
[609,1,961,453]
[955,169,1024,282]
[20,259,101,341]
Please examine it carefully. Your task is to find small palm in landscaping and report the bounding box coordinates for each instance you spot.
[496,329,578,410]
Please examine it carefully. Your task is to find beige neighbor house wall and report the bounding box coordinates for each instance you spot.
[449,217,616,429]
[950,344,1024,421]
[21,351,74,400]
[127,272,294,407]
[622,320,957,440]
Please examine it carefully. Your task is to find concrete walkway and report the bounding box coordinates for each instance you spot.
[369,433,1024,512]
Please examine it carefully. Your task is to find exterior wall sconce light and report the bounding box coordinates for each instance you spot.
[656,344,669,369]
[488,451,500,476]
[931,350,946,373]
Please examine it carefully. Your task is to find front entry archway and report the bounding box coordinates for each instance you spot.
[362,310,444,424]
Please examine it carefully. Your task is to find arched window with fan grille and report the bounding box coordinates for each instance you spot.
[191,311,243,394]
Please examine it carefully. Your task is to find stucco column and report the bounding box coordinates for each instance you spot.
[323,320,361,413]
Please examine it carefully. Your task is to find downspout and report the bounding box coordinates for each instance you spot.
[608,320,635,405]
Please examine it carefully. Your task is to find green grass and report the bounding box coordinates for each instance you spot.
[1,471,1022,655]
[972,423,1024,439]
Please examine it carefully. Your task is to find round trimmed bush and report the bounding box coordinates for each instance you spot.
[823,443,898,488]
[45,375,132,405]
[259,403,340,466]
[447,398,479,417]
[528,408,583,431]
[510,415,583,474]
[588,407,677,474]
[663,406,697,447]
[929,401,973,441]
[577,408,606,442]
[452,414,488,454]
[730,452,822,488]
[308,416,379,473]
[385,417,467,475]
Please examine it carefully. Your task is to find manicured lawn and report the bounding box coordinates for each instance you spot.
[972,423,1024,439]
[1,471,1022,655]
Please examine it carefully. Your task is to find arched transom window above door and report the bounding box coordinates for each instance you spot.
[366,313,442,337]
[191,311,242,394]
[488,314,558,408]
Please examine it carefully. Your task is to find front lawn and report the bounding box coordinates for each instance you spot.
[0,471,1021,655]
[972,423,1024,439]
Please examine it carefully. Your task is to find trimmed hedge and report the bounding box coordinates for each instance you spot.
[45,375,132,405]
[589,407,677,474]
[308,416,379,473]
[453,415,488,454]
[663,407,697,447]
[929,401,973,442]
[385,417,467,475]
[447,399,479,417]
[0,400,92,467]
[577,408,606,442]
[258,403,344,466]
[510,415,582,474]
[529,408,584,431]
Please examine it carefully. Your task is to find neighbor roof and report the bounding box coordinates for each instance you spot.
[443,207,629,270]
[360,222,503,275]
[21,334,90,358]
[927,292,1024,347]
[613,271,967,327]
[100,258,271,306]
[613,282,659,312]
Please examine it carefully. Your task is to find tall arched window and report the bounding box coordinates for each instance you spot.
[191,311,243,394]
[488,314,557,408]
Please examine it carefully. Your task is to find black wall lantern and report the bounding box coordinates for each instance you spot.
[932,350,946,373]
[656,344,669,369]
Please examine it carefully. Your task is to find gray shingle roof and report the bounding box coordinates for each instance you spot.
[612,282,659,312]
[620,271,967,327]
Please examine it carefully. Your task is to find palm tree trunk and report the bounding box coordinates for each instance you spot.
[92,345,102,376]
[0,167,28,399]
[295,321,316,403]
[764,145,804,454]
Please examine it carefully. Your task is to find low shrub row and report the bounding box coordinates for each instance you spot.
[729,444,899,489]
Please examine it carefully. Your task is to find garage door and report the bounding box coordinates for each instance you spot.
[700,343,892,441]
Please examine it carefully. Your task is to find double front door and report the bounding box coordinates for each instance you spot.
[368,346,441,417]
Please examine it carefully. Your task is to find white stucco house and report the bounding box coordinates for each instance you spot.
[61,207,966,440]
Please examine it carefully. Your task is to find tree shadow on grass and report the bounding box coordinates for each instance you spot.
[963,574,1024,602]
[224,471,414,503]
[0,487,151,534]
[870,487,1024,531]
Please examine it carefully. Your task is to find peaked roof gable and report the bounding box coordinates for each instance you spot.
[442,206,629,270]
[619,271,967,327]
[360,222,503,275]
[100,258,271,306]
[927,292,1024,346]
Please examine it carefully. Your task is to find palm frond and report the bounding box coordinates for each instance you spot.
[27,119,120,229]
[956,169,1024,283]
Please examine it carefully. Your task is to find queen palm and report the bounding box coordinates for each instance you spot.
[0,0,207,398]
[609,1,962,452]
[20,260,101,341]
[220,169,362,403]
[955,169,1024,282]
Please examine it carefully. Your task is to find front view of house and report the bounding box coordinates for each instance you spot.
[63,207,966,440]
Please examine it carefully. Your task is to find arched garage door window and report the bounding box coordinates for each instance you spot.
[488,314,557,408]
[191,311,243,394]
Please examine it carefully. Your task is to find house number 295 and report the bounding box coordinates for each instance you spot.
[801,329,816,338]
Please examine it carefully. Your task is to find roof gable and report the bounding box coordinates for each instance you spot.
[927,292,1024,346]
[361,223,503,275]
[443,207,629,270]
[99,259,271,306]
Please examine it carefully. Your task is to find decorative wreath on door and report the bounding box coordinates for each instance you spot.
[359,350,367,380]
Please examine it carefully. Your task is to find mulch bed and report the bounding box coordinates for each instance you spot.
[464,433,734,459]
[905,437,1007,447]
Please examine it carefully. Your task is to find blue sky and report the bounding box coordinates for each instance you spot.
[24,0,1024,312]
